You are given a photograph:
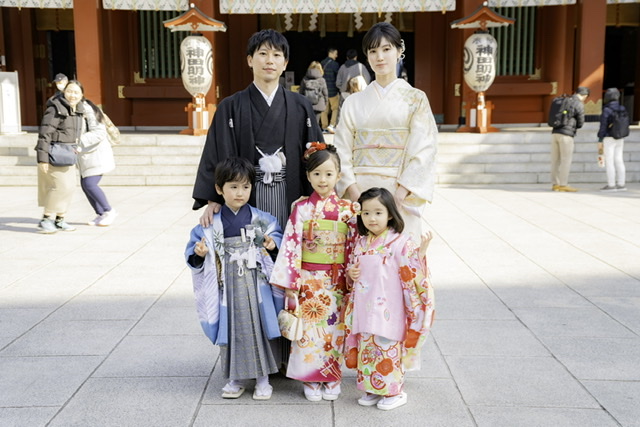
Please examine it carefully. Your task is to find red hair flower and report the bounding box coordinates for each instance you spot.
[303,142,327,160]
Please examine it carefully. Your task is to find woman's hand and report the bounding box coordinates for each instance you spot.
[38,163,49,174]
[194,237,209,257]
[394,185,409,209]
[199,202,221,227]
[346,184,361,202]
[263,234,276,251]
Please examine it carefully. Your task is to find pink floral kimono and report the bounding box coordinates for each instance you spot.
[344,229,434,396]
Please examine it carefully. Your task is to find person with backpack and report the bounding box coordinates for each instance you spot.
[597,87,629,192]
[320,48,340,134]
[299,61,329,128]
[549,86,589,192]
[336,49,371,104]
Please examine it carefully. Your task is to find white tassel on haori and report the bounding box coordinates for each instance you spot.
[256,147,284,184]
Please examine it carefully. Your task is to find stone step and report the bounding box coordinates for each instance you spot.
[1,127,639,186]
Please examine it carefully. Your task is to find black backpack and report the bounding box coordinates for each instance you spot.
[610,107,630,139]
[548,95,571,128]
[304,81,322,105]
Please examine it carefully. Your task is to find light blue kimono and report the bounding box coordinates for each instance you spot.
[185,205,283,346]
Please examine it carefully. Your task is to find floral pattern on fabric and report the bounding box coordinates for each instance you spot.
[271,191,358,382]
[344,230,434,395]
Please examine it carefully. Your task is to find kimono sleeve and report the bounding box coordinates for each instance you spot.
[333,98,357,197]
[258,209,284,249]
[192,99,237,209]
[269,202,305,290]
[185,224,206,272]
[185,224,223,344]
[399,238,433,345]
[396,90,438,204]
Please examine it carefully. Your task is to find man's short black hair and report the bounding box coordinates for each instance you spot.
[246,29,290,61]
[346,49,358,60]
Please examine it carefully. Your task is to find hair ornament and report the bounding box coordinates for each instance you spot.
[304,142,327,160]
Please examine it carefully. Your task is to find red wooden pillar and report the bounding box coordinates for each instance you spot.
[73,0,104,105]
[575,0,607,113]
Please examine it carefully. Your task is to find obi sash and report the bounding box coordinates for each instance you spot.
[302,219,348,280]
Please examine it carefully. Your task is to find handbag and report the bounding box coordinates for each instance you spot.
[102,112,121,145]
[278,295,303,341]
[48,142,77,166]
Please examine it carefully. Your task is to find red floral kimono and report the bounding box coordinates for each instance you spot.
[270,191,358,383]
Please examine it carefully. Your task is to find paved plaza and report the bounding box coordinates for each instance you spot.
[1,183,639,427]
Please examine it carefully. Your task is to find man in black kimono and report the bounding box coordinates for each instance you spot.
[193,29,324,229]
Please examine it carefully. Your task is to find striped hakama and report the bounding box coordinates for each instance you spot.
[220,236,278,380]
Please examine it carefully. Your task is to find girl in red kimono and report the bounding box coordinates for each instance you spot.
[270,143,359,402]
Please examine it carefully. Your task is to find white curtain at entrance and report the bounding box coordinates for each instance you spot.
[219,0,455,14]
[0,0,72,8]
[606,0,640,3]
[488,0,576,6]
[101,0,188,10]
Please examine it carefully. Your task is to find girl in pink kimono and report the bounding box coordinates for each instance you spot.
[345,187,434,411]
[270,142,359,402]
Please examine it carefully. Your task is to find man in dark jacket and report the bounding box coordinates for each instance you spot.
[597,87,628,192]
[192,29,323,229]
[320,48,340,133]
[550,86,589,192]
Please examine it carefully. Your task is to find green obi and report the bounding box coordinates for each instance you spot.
[302,219,348,265]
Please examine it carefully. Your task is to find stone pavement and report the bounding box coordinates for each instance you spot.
[1,183,639,427]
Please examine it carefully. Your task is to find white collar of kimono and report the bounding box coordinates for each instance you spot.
[372,78,401,95]
[253,82,278,106]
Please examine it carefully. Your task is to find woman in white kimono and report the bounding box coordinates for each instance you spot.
[334,22,438,241]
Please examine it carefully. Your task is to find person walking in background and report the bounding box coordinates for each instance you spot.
[336,49,371,104]
[345,187,433,411]
[550,86,589,192]
[597,88,628,192]
[186,157,283,401]
[320,48,340,134]
[78,99,118,226]
[333,22,437,242]
[270,143,359,403]
[35,79,87,234]
[47,73,68,103]
[298,61,329,129]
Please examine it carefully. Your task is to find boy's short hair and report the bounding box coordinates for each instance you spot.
[215,157,256,189]
[246,29,290,61]
[346,49,357,60]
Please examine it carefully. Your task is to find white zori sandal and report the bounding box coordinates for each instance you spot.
[221,381,245,399]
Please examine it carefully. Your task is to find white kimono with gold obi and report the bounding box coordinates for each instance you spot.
[334,79,438,239]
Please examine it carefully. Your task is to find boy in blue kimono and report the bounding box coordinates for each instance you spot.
[186,157,283,400]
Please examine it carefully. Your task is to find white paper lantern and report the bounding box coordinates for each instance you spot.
[180,35,213,97]
[463,32,497,93]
